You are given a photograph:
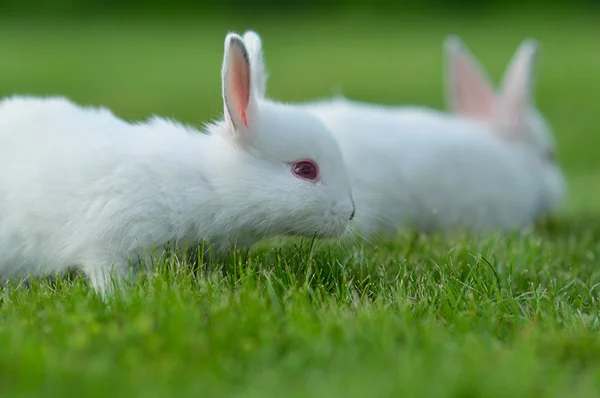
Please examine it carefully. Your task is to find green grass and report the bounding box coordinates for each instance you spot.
[2,12,600,397]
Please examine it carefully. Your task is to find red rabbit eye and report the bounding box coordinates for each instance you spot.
[292,160,319,181]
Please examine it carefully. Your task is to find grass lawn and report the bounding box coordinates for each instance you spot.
[1,12,600,397]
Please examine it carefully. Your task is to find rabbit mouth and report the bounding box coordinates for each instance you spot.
[316,218,351,238]
[286,217,349,239]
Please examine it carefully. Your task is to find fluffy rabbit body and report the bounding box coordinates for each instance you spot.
[0,33,355,293]
[243,31,565,238]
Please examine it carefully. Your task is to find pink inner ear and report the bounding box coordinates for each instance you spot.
[452,55,495,119]
[228,47,250,128]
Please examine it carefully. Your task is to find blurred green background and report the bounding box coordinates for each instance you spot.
[0,1,598,213]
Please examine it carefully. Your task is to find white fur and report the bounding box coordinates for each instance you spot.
[242,31,565,238]
[0,33,354,294]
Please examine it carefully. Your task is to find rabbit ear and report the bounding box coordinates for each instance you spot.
[243,30,268,98]
[495,39,539,139]
[445,35,496,119]
[222,33,258,148]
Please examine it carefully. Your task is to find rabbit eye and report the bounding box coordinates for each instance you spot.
[292,160,319,181]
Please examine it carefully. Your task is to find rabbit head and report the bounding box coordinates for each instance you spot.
[209,33,355,239]
[445,35,566,216]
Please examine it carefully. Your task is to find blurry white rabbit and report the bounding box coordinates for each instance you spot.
[243,31,565,238]
[0,32,355,295]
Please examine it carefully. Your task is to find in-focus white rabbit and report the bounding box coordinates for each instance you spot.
[0,32,355,294]
[242,31,565,238]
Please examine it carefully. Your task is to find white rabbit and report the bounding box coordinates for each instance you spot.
[0,32,355,295]
[242,31,565,238]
